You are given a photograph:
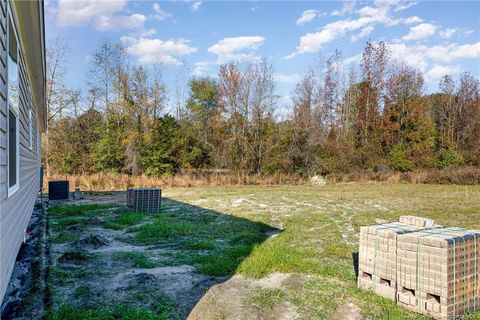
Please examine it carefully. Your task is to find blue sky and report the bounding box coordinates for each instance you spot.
[46,0,480,115]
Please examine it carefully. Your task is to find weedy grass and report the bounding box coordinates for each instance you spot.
[47,184,480,319]
[49,204,113,217]
[114,252,156,268]
[249,288,287,310]
[103,211,145,230]
[48,300,178,320]
[50,231,80,244]
[49,204,117,232]
[116,200,274,276]
[163,184,480,319]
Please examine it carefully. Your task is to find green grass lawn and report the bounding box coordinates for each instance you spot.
[47,184,480,319]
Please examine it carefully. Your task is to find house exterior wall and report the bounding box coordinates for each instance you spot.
[0,0,42,303]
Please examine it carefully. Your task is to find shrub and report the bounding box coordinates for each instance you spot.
[388,144,412,172]
[436,148,460,169]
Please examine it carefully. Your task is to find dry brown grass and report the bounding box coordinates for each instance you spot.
[44,172,304,191]
[327,166,480,185]
[44,167,480,192]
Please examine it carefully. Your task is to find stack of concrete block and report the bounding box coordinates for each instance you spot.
[397,227,480,320]
[358,222,427,300]
[399,215,435,228]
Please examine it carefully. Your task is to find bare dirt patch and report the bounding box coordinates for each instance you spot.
[188,273,307,320]
[336,302,364,320]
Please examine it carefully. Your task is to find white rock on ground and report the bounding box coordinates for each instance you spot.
[310,175,327,186]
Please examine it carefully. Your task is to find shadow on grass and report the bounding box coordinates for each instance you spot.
[351,252,359,280]
[47,192,278,320]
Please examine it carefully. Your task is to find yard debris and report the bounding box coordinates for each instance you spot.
[75,234,109,249]
[310,175,327,186]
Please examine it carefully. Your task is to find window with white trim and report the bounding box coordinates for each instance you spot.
[7,12,19,196]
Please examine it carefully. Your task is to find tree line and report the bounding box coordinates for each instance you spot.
[45,39,480,177]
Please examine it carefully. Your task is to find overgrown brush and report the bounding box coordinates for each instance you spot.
[43,172,304,191]
[327,166,480,185]
[44,166,480,192]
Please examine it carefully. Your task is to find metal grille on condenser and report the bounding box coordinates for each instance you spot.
[48,181,69,200]
[126,188,162,213]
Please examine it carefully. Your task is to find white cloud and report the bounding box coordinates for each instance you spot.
[273,73,302,84]
[439,28,474,39]
[357,5,399,25]
[192,62,210,76]
[389,41,480,72]
[427,65,462,80]
[357,6,381,17]
[344,54,362,66]
[402,23,437,41]
[136,28,157,37]
[351,25,374,42]
[55,0,148,31]
[331,1,356,16]
[360,26,375,37]
[439,28,457,39]
[403,16,423,24]
[389,43,429,71]
[394,1,418,11]
[373,0,417,10]
[287,17,377,58]
[373,0,400,6]
[287,2,402,58]
[425,42,480,62]
[208,36,266,64]
[121,36,197,65]
[56,0,126,27]
[152,3,172,20]
[191,1,202,12]
[296,10,323,26]
[94,13,146,31]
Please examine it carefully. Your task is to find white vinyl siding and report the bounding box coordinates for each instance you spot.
[29,108,32,149]
[0,0,42,304]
